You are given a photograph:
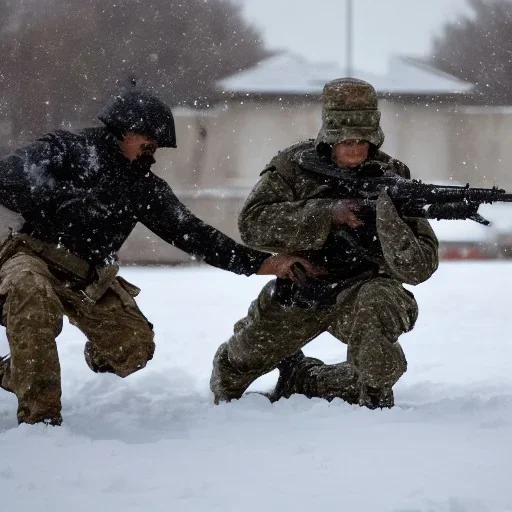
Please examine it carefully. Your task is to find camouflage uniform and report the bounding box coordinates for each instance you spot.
[0,235,155,425]
[210,78,439,408]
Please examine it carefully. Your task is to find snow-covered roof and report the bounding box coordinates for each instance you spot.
[383,56,473,95]
[218,52,473,97]
[218,53,348,96]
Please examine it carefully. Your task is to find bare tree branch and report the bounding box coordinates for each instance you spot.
[432,0,512,105]
[0,0,268,147]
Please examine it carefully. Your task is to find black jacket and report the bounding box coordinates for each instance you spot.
[0,127,267,274]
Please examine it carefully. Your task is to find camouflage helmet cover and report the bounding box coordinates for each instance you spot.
[315,77,384,150]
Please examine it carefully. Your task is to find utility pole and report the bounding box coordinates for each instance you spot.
[346,0,353,76]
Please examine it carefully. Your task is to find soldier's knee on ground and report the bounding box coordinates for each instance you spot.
[84,331,155,378]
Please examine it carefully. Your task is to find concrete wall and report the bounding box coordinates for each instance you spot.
[446,107,512,189]
[381,104,512,190]
[379,100,454,183]
[197,100,322,189]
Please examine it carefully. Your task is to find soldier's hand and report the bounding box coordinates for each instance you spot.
[332,199,364,228]
[257,254,326,282]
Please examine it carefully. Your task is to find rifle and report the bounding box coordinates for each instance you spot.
[296,149,512,225]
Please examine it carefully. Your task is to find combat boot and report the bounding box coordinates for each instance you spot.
[358,383,394,409]
[267,350,324,402]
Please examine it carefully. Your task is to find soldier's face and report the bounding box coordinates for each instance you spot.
[118,133,158,162]
[332,140,370,168]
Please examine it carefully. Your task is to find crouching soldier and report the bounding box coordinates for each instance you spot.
[210,78,439,409]
[0,89,316,426]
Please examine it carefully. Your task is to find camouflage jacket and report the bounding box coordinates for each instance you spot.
[239,140,439,287]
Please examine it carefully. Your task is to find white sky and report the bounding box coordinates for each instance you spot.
[240,0,471,73]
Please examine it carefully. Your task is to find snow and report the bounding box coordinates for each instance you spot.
[1,262,512,511]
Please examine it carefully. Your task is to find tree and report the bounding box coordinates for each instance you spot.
[0,0,268,147]
[431,0,512,104]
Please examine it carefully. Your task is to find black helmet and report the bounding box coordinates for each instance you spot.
[99,90,177,148]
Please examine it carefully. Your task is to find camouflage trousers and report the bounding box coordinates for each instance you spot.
[0,251,155,425]
[210,277,418,404]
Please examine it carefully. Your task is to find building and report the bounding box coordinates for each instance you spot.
[3,52,511,264]
[119,52,482,264]
[206,52,473,189]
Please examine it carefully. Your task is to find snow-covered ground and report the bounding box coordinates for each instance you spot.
[1,262,512,512]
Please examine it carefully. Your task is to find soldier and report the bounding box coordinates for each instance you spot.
[0,89,318,426]
[210,78,439,409]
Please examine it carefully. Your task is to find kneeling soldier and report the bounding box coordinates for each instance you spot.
[210,78,439,408]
